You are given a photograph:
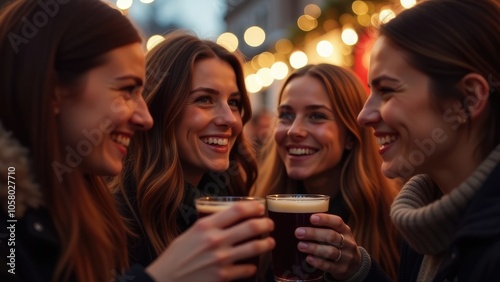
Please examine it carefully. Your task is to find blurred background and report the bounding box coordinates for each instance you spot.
[0,0,417,114]
[106,0,417,114]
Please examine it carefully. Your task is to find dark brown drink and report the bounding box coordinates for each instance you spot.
[266,194,329,282]
[195,197,264,282]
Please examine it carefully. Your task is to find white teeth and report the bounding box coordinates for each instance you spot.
[203,137,229,146]
[288,148,316,155]
[377,135,397,145]
[111,134,130,147]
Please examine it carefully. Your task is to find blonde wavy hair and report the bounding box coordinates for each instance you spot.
[254,64,400,280]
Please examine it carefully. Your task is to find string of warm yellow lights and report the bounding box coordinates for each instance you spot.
[116,0,418,94]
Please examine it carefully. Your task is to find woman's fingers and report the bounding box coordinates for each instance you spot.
[221,216,274,245]
[295,225,345,248]
[293,213,361,280]
[225,236,276,263]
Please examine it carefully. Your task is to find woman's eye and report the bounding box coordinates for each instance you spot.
[228,98,241,110]
[278,112,295,123]
[120,86,141,99]
[378,87,393,94]
[195,96,213,104]
[310,113,326,120]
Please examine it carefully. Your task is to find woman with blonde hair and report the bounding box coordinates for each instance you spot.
[255,64,400,281]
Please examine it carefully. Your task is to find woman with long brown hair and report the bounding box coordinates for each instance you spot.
[112,31,259,266]
[255,64,400,281]
[358,0,500,280]
[0,1,274,281]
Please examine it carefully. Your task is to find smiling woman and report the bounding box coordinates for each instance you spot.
[0,1,274,282]
[176,58,243,183]
[0,0,151,281]
[357,0,500,280]
[255,64,400,281]
[55,43,151,177]
[111,30,258,266]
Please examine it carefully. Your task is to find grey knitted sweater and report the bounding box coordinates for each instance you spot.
[390,145,500,281]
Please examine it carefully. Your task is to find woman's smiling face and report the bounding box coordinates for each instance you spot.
[358,36,459,179]
[175,58,243,185]
[275,75,350,181]
[57,43,153,177]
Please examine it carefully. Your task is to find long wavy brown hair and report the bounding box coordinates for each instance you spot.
[0,0,141,281]
[254,64,400,280]
[112,31,257,255]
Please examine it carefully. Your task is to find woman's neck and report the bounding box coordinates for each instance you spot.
[302,167,341,197]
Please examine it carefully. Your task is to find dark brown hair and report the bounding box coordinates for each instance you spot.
[0,0,141,281]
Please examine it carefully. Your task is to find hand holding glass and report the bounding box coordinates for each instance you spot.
[195,196,265,282]
[266,194,330,282]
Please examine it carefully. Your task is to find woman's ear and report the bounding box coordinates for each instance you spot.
[460,73,490,120]
[53,85,65,115]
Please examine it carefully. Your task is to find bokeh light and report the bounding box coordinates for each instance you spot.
[217,32,239,52]
[271,61,289,80]
[316,40,334,58]
[146,35,164,51]
[341,27,358,46]
[275,39,293,54]
[289,51,308,69]
[244,26,266,47]
[245,74,263,93]
[297,15,318,31]
[257,68,274,87]
[400,0,417,9]
[304,4,321,19]
[116,0,133,10]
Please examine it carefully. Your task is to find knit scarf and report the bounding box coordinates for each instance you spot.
[390,144,500,280]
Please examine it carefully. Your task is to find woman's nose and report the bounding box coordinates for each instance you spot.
[357,94,380,128]
[287,118,307,138]
[214,104,238,128]
[131,98,154,130]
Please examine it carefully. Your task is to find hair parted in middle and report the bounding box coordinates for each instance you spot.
[112,30,257,255]
[255,64,400,280]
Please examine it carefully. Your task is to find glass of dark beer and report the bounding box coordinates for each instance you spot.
[195,196,265,282]
[266,194,330,282]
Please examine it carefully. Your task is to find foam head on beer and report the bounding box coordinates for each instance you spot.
[195,196,265,217]
[266,194,329,213]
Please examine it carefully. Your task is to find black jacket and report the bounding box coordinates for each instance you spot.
[0,208,153,282]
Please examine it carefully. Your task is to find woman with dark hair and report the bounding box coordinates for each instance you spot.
[255,64,400,281]
[112,30,260,266]
[0,1,274,281]
[358,0,500,280]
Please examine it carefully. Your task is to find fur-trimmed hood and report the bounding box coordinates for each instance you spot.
[0,123,43,217]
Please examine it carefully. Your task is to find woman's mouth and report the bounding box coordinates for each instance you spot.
[288,147,317,156]
[202,137,229,146]
[111,133,130,147]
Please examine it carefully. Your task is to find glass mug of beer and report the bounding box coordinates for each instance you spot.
[266,194,330,282]
[195,196,265,282]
